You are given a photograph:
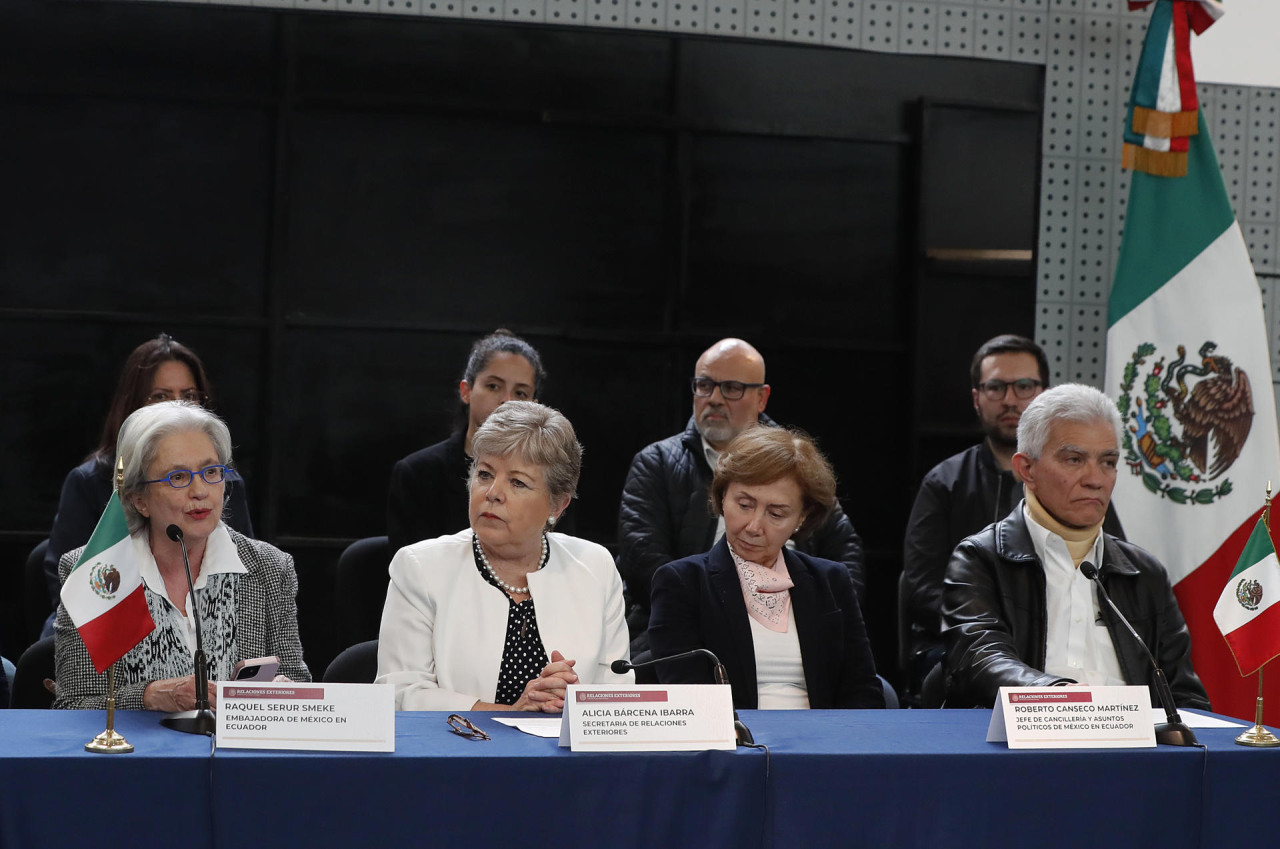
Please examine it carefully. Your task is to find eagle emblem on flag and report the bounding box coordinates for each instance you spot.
[89,562,123,600]
[1235,578,1263,612]
[1117,341,1253,505]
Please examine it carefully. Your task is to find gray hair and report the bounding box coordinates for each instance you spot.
[469,401,581,506]
[1016,383,1123,459]
[118,401,233,534]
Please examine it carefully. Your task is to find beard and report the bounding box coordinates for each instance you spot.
[986,423,1018,449]
[981,408,1019,449]
[696,411,737,447]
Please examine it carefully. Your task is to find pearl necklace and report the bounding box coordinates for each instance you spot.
[473,532,549,595]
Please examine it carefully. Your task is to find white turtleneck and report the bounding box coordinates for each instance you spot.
[1023,491,1124,687]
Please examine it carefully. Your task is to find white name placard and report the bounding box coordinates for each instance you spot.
[215,681,395,752]
[560,684,735,752]
[987,685,1155,749]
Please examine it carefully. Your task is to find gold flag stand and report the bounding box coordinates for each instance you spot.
[1235,669,1279,748]
[85,666,134,754]
[85,457,135,754]
[1236,483,1280,748]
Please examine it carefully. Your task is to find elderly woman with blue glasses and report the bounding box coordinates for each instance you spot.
[54,401,309,711]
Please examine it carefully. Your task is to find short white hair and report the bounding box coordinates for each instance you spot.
[469,401,581,505]
[117,401,233,534]
[1016,383,1122,459]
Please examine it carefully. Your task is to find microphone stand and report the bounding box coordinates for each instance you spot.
[614,651,754,746]
[1082,562,1197,747]
[161,524,216,736]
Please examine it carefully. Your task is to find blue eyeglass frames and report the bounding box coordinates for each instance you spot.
[142,465,229,489]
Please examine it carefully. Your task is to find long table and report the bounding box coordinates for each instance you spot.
[2,708,1277,849]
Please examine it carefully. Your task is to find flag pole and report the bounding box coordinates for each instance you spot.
[85,457,135,754]
[1236,483,1280,748]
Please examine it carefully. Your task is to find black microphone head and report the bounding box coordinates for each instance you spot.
[1079,561,1099,580]
[610,659,632,675]
[166,524,184,542]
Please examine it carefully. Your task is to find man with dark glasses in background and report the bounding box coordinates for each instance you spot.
[902,334,1123,705]
[617,338,866,661]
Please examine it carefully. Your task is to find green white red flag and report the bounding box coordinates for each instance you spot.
[1121,0,1224,176]
[58,492,155,673]
[1214,518,1280,676]
[1104,111,1280,720]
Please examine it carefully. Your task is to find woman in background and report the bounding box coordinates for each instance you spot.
[42,334,253,630]
[648,427,882,710]
[386,329,546,555]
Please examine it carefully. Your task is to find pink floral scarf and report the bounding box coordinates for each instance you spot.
[727,544,794,633]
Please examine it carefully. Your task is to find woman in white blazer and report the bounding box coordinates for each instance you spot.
[377,401,632,711]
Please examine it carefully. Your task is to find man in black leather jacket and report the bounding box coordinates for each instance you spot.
[617,339,866,643]
[903,335,1123,697]
[941,384,1208,710]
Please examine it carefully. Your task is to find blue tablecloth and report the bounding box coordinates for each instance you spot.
[212,710,766,849]
[0,709,214,849]
[3,708,1278,849]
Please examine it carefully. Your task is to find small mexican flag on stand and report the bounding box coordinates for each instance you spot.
[59,492,155,673]
[1215,517,1280,676]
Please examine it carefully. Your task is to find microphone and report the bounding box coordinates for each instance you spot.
[1080,561,1197,747]
[611,650,753,745]
[160,524,217,736]
[612,650,728,685]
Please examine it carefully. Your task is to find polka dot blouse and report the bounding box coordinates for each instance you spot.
[471,544,549,706]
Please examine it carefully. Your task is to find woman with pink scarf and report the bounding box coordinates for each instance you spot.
[647,427,883,709]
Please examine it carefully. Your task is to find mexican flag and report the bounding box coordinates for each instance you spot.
[1214,518,1280,676]
[59,492,155,673]
[1104,112,1280,723]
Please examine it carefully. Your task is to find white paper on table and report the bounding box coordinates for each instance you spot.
[1161,709,1246,729]
[491,716,563,738]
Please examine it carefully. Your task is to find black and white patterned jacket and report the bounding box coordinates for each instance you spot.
[54,528,310,710]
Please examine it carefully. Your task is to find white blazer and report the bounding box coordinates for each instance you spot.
[376,530,633,710]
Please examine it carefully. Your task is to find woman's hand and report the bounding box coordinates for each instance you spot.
[142,675,216,712]
[513,650,578,713]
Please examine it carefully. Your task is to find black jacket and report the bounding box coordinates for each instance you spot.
[904,441,1124,664]
[617,415,866,628]
[941,503,1208,710]
[649,539,883,709]
[387,430,576,556]
[387,431,472,557]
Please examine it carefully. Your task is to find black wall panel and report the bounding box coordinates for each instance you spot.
[0,0,1042,680]
[286,112,669,328]
[684,134,905,340]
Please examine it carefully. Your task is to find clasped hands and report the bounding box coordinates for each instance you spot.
[513,650,578,713]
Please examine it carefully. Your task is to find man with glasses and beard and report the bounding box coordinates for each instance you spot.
[901,335,1122,701]
[617,338,866,654]
[941,384,1202,710]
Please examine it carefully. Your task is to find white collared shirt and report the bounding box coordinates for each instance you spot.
[136,523,248,655]
[1023,505,1125,687]
[701,436,727,544]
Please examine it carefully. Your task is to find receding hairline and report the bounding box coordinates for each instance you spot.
[1053,437,1121,452]
[696,338,767,382]
[1048,425,1122,456]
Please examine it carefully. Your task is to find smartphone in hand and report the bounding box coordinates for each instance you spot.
[231,656,281,682]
